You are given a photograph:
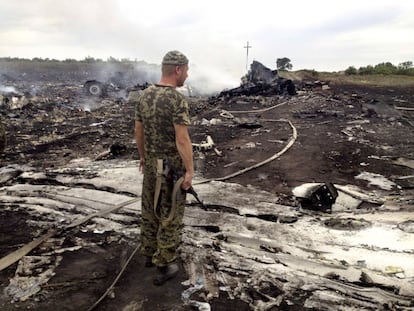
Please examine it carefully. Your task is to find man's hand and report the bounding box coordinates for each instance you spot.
[175,124,194,190]
[139,158,145,173]
[181,171,193,190]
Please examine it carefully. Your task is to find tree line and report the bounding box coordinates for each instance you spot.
[0,56,142,64]
[276,57,414,76]
[2,56,414,76]
[345,61,414,76]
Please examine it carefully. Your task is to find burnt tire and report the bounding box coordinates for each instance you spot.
[84,80,106,97]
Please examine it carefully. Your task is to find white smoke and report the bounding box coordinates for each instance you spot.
[0,85,19,94]
[184,62,240,96]
[76,98,103,112]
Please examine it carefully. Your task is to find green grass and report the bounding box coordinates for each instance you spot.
[279,70,414,88]
[318,72,414,87]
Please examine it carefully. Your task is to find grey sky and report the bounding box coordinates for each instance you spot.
[1,0,413,90]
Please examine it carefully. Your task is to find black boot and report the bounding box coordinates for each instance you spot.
[153,263,179,286]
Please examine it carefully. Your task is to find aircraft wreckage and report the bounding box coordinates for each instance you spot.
[0,58,413,310]
[0,161,413,310]
[217,61,296,98]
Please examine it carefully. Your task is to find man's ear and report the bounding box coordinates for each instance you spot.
[175,65,181,75]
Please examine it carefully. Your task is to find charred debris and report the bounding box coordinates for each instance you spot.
[217,60,296,98]
[0,60,303,166]
[81,60,297,99]
[1,59,414,310]
[0,60,298,108]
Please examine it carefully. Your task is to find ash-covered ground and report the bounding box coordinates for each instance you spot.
[0,62,413,310]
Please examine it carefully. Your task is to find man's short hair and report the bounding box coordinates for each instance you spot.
[162,50,189,66]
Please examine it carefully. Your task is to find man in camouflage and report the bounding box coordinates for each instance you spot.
[132,50,193,285]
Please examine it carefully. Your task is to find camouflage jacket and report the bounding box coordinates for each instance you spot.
[131,85,190,159]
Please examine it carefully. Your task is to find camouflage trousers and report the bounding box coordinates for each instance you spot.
[139,156,186,266]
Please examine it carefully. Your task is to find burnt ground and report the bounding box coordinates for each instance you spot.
[0,65,414,310]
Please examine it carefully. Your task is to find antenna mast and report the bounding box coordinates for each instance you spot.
[243,41,252,72]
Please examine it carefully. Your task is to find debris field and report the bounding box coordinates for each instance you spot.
[0,61,413,310]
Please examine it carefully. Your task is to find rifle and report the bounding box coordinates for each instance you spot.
[185,186,207,210]
[166,160,207,211]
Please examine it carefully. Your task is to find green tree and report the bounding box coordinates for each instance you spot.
[374,62,397,74]
[276,57,293,70]
[345,66,358,75]
[107,56,120,63]
[358,65,375,75]
[83,56,96,63]
[398,61,413,70]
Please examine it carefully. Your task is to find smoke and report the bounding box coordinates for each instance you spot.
[132,63,160,84]
[76,98,104,112]
[0,85,19,94]
[90,61,240,96]
[187,65,240,95]
[0,58,241,103]
[29,85,41,96]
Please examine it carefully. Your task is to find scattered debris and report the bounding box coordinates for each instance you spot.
[2,162,413,310]
[393,157,414,169]
[83,79,149,99]
[95,142,127,160]
[355,171,397,190]
[292,183,338,213]
[0,60,413,310]
[217,61,296,97]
